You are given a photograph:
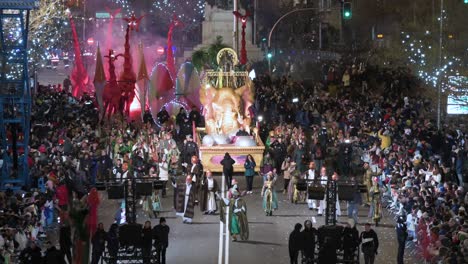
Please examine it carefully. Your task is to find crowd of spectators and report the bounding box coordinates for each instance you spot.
[253,59,468,263]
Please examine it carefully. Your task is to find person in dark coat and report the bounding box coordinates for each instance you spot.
[396,215,408,264]
[271,137,287,172]
[19,241,42,264]
[106,223,119,264]
[301,220,317,263]
[288,223,303,264]
[44,242,63,264]
[360,223,379,264]
[142,221,153,264]
[59,221,72,264]
[97,150,113,182]
[189,106,201,127]
[91,223,107,264]
[182,135,199,165]
[157,106,170,125]
[153,217,170,264]
[221,152,235,188]
[342,219,359,262]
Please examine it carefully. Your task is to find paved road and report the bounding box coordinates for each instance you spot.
[96,173,420,264]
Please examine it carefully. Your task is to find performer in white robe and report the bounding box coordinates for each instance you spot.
[200,170,219,214]
[306,162,317,209]
[318,170,342,216]
[317,167,328,216]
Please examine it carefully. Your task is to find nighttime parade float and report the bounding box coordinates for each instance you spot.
[197,48,264,173]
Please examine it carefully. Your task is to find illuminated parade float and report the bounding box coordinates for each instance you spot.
[197,48,264,173]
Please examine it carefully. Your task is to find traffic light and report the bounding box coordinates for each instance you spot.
[342,1,352,20]
[267,52,273,59]
[465,0,468,4]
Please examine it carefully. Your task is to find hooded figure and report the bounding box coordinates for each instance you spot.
[288,223,303,264]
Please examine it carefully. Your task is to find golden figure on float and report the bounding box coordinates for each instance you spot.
[199,48,254,135]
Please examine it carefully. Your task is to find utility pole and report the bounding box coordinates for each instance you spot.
[437,0,443,130]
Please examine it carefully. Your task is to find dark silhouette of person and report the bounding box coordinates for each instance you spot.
[288,223,303,264]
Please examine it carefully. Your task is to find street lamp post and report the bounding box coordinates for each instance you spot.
[267,7,334,73]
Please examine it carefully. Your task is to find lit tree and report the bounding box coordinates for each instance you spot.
[28,0,71,66]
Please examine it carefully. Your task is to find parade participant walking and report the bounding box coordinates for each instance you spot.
[287,162,305,203]
[221,152,236,188]
[91,223,107,264]
[281,156,292,194]
[288,223,303,264]
[306,162,317,210]
[153,217,170,264]
[262,171,278,216]
[360,223,379,264]
[106,224,119,264]
[369,179,382,226]
[363,162,373,206]
[188,155,203,203]
[142,221,153,264]
[158,154,169,197]
[220,189,249,241]
[173,175,196,224]
[347,176,362,224]
[182,135,198,165]
[342,219,359,263]
[396,215,408,264]
[59,220,72,264]
[317,167,328,216]
[301,220,317,264]
[200,170,219,214]
[244,154,256,194]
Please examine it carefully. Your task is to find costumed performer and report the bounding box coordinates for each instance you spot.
[220,189,249,241]
[173,175,196,224]
[200,170,219,215]
[262,171,278,216]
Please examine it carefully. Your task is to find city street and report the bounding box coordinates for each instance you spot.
[97,174,419,264]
